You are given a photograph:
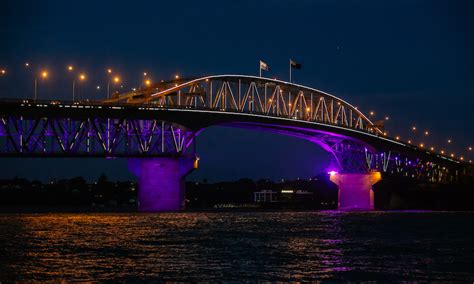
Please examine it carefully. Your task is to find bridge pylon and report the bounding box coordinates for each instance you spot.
[129,157,198,212]
[329,171,382,211]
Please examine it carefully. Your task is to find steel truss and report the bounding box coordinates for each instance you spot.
[107,75,382,135]
[0,116,194,157]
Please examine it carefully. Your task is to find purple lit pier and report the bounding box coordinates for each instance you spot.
[130,157,197,212]
[330,172,381,211]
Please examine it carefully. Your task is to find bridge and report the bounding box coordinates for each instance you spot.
[0,75,471,211]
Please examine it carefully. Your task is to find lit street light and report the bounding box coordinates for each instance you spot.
[107,76,120,99]
[74,73,86,101]
[34,70,48,101]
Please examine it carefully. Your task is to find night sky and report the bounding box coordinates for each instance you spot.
[0,0,473,182]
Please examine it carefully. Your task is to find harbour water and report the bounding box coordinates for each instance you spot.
[1,211,473,281]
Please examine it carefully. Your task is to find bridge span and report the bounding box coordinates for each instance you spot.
[0,75,471,211]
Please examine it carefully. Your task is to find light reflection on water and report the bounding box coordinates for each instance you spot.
[0,211,473,281]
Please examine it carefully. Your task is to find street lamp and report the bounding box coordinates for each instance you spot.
[74,73,86,101]
[34,70,48,101]
[68,66,75,100]
[145,79,151,87]
[107,76,120,99]
[0,69,6,75]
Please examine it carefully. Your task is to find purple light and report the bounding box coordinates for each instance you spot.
[328,170,338,175]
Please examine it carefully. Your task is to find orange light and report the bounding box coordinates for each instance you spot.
[306,107,310,112]
[419,143,424,148]
[441,150,445,154]
[424,131,429,135]
[79,73,86,81]
[460,156,464,161]
[67,65,73,71]
[175,75,180,79]
[113,76,120,83]
[395,136,400,140]
[0,69,5,75]
[41,71,48,79]
[369,111,375,116]
[408,140,412,144]
[430,147,434,151]
[143,72,147,76]
[107,69,112,74]
[145,79,151,86]
[412,126,416,131]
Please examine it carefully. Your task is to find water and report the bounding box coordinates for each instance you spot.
[0,211,473,281]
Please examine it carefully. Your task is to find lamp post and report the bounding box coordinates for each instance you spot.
[75,73,86,101]
[108,76,120,99]
[67,65,75,100]
[106,68,113,99]
[34,70,48,101]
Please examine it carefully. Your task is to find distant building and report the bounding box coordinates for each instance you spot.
[254,190,277,203]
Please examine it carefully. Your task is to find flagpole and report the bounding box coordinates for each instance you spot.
[289,59,292,83]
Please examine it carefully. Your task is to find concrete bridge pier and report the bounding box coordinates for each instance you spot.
[129,157,198,212]
[329,172,382,211]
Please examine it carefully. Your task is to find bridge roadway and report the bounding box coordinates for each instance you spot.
[0,75,471,211]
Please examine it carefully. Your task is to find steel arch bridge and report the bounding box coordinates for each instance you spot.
[0,75,470,183]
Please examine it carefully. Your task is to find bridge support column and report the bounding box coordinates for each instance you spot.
[129,157,198,212]
[330,172,381,211]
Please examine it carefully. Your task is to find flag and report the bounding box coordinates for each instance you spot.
[260,60,269,71]
[290,59,302,69]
